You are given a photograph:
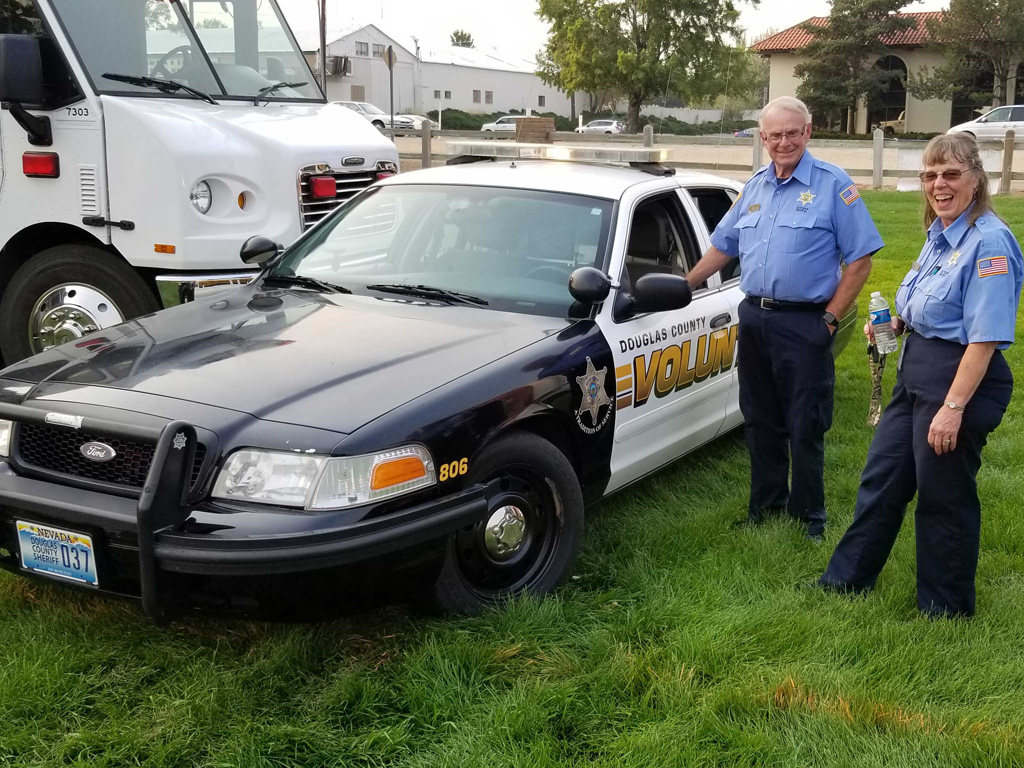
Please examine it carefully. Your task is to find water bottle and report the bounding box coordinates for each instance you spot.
[868,291,898,354]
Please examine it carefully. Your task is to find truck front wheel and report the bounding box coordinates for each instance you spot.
[0,245,160,362]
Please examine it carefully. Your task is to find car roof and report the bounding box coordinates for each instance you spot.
[376,160,738,199]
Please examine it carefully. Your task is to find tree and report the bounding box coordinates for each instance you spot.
[908,0,1024,108]
[196,17,229,29]
[537,0,749,133]
[794,0,917,133]
[145,2,174,30]
[450,29,475,48]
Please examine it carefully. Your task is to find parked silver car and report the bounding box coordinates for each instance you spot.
[575,119,625,134]
[481,115,526,133]
[949,105,1024,142]
[335,101,415,132]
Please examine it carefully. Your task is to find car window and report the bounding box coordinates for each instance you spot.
[1011,107,1024,121]
[686,187,741,283]
[621,194,701,289]
[985,107,1011,123]
[274,185,614,318]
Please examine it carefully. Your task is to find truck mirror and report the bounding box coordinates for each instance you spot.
[568,267,612,304]
[239,236,280,265]
[631,273,692,314]
[0,34,44,104]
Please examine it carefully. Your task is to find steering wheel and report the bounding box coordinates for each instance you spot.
[525,264,572,282]
[151,45,193,79]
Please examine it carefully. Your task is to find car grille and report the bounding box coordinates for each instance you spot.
[298,165,380,230]
[17,423,206,492]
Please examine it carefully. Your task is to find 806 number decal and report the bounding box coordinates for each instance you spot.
[439,458,468,482]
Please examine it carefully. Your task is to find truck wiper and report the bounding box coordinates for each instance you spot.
[366,283,489,306]
[254,81,308,105]
[103,73,218,105]
[262,273,351,294]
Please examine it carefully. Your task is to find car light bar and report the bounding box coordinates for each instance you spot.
[445,142,671,164]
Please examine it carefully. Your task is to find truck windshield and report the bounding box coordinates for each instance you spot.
[272,185,615,319]
[49,0,322,102]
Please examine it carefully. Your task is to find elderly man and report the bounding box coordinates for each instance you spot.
[685,96,883,540]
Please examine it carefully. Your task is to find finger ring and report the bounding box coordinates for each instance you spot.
[944,438,951,444]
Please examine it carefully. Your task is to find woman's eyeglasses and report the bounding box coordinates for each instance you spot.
[918,169,969,183]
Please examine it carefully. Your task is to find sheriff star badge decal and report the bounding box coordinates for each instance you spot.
[798,191,815,205]
[576,357,611,427]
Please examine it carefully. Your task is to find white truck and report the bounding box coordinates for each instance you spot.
[0,0,399,362]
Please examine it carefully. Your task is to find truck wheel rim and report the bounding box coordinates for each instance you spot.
[30,284,125,354]
[453,470,561,598]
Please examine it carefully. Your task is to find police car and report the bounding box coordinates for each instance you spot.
[0,145,855,621]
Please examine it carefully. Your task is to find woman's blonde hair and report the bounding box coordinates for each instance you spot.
[922,133,996,229]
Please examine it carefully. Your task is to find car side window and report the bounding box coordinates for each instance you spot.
[986,107,1011,123]
[687,187,741,283]
[621,194,701,290]
[1011,107,1024,121]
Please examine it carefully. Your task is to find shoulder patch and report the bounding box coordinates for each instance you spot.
[977,256,1009,277]
[839,184,860,205]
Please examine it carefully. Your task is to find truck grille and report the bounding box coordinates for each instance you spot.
[17,423,206,492]
[297,162,395,230]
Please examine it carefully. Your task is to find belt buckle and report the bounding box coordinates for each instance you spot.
[759,297,775,310]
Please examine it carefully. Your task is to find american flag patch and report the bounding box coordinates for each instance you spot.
[977,256,1009,277]
[840,184,860,205]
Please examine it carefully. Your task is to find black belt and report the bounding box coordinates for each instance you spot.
[745,296,826,311]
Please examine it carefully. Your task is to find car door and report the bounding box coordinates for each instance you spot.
[682,184,745,434]
[979,107,1012,140]
[1010,107,1024,140]
[598,188,734,493]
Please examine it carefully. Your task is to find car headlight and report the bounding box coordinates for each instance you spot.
[0,419,11,457]
[211,444,435,510]
[190,180,212,214]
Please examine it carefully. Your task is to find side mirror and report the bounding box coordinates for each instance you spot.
[631,274,692,314]
[239,235,280,265]
[0,34,44,104]
[568,267,613,304]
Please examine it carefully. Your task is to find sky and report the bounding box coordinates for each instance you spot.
[277,0,949,62]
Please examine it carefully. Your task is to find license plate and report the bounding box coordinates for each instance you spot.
[16,521,99,587]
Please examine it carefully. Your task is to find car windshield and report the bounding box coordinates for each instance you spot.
[271,184,615,318]
[50,0,322,102]
[360,104,386,115]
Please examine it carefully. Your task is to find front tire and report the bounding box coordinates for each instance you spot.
[0,245,160,362]
[372,120,385,130]
[429,432,584,615]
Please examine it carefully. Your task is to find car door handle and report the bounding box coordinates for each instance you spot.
[710,313,731,329]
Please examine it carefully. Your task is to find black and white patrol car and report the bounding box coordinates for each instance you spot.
[0,146,855,621]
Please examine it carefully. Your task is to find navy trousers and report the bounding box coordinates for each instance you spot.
[737,300,835,535]
[820,334,1012,617]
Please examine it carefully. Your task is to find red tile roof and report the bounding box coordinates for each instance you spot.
[751,11,944,53]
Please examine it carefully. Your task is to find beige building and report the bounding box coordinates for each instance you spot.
[752,12,1020,134]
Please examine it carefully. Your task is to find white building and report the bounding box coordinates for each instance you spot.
[295,24,579,117]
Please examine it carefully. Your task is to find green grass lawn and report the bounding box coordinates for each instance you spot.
[3,191,1024,767]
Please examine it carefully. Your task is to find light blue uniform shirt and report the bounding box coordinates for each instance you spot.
[710,150,884,303]
[896,207,1023,349]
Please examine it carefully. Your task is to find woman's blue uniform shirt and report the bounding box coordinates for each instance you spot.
[896,207,1023,349]
[710,150,884,303]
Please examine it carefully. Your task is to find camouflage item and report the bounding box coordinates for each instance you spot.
[867,343,888,427]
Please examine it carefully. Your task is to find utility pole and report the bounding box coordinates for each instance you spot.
[319,0,328,94]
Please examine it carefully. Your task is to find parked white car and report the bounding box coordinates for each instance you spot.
[398,114,436,131]
[481,115,526,133]
[335,101,415,132]
[949,105,1024,142]
[575,119,626,134]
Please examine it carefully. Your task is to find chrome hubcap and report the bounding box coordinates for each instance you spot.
[483,505,527,559]
[30,284,125,354]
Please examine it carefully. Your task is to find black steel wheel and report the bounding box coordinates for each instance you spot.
[429,432,583,614]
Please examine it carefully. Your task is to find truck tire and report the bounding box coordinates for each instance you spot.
[428,431,584,615]
[0,245,160,362]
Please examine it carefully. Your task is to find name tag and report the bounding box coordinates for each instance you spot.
[911,261,920,271]
[747,204,760,213]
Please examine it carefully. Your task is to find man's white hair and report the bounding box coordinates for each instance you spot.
[759,96,812,129]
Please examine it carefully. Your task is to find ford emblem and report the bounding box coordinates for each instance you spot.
[80,442,116,463]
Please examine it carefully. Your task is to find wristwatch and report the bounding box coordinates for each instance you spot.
[822,311,839,329]
[944,400,966,411]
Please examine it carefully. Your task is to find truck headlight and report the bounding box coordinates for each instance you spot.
[190,180,212,214]
[0,419,12,457]
[211,445,435,510]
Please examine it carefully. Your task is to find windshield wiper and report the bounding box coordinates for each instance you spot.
[254,81,308,105]
[102,73,217,105]
[366,283,489,306]
[262,274,351,294]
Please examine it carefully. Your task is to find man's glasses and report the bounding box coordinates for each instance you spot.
[918,169,969,183]
[763,128,805,143]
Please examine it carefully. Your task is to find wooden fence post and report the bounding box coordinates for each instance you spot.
[752,134,762,171]
[421,120,432,169]
[873,128,884,190]
[1000,130,1015,195]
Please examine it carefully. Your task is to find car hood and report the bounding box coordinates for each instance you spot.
[0,287,566,434]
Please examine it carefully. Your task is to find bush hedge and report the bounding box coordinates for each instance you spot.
[425,108,757,136]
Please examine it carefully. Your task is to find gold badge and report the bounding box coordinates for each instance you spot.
[747,204,760,213]
[947,251,961,266]
[798,191,815,205]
